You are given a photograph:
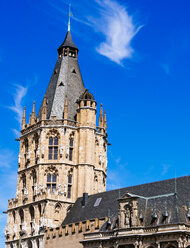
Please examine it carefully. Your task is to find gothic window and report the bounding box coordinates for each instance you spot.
[34,134,39,164]
[67,174,72,198]
[48,136,58,160]
[24,138,29,166]
[22,174,26,188]
[32,170,37,185]
[47,174,57,191]
[19,209,24,224]
[69,138,74,161]
[12,210,15,223]
[29,206,35,221]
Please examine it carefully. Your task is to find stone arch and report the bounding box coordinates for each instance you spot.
[46,129,60,139]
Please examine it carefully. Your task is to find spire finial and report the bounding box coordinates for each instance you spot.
[31,101,36,125]
[22,107,26,129]
[68,4,72,32]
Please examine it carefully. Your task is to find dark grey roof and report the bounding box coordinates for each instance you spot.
[58,31,78,52]
[62,175,190,226]
[37,48,85,120]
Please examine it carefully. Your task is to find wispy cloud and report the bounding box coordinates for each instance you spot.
[43,0,142,65]
[161,163,170,176]
[92,0,142,65]
[8,84,28,126]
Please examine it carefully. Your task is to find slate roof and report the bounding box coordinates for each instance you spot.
[62,175,190,227]
[37,32,85,120]
[57,31,79,52]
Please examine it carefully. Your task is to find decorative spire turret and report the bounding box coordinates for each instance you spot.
[99,104,104,129]
[22,107,26,130]
[31,101,36,125]
[41,95,47,120]
[104,111,107,130]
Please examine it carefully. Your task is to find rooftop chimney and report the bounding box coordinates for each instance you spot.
[82,193,88,207]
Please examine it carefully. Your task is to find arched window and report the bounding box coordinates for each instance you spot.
[32,170,37,185]
[47,174,57,191]
[29,206,35,221]
[24,138,29,166]
[22,174,26,188]
[69,138,74,161]
[48,137,58,160]
[34,134,39,164]
[12,210,15,223]
[67,174,72,198]
[19,209,24,224]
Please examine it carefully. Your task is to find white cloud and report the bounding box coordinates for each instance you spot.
[0,149,16,169]
[161,63,171,75]
[161,164,170,176]
[8,84,28,126]
[94,0,142,65]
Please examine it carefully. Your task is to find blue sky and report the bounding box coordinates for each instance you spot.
[0,0,190,245]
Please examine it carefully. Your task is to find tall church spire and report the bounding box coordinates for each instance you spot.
[37,27,84,121]
[68,4,71,32]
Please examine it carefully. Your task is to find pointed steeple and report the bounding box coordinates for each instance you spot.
[37,27,85,121]
[57,31,79,55]
[57,4,78,55]
[68,4,71,32]
[99,104,104,128]
[29,113,32,125]
[22,107,26,129]
[41,95,47,120]
[31,101,36,125]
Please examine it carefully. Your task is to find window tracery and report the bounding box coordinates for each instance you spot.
[67,174,72,198]
[47,173,57,191]
[48,136,58,160]
[69,137,74,161]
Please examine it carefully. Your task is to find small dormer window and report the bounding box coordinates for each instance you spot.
[72,69,76,74]
[139,213,143,226]
[151,212,158,225]
[59,82,64,86]
[162,211,169,224]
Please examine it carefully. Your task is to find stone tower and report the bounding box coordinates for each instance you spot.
[5,29,108,248]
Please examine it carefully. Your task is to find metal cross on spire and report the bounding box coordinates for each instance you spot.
[68,4,72,32]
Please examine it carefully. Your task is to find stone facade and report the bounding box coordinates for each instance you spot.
[5,30,107,248]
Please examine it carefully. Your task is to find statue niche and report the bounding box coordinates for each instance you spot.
[118,192,138,229]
